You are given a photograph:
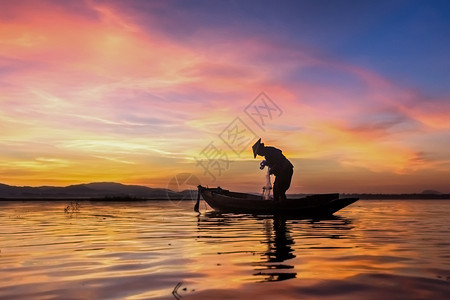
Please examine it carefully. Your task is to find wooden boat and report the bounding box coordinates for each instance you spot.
[197,185,358,216]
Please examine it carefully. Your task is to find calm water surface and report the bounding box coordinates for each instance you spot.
[1,200,449,299]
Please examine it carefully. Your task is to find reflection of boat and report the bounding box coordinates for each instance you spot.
[198,186,358,216]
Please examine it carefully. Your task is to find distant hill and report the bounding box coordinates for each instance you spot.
[0,182,193,200]
[421,190,442,195]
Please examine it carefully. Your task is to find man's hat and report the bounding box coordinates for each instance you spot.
[252,138,262,158]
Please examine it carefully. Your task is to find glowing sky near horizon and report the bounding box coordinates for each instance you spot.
[1,0,449,193]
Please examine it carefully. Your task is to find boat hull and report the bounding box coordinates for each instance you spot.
[199,187,358,216]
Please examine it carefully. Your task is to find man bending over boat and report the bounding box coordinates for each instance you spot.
[252,138,294,202]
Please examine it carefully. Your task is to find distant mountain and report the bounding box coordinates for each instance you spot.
[421,190,442,195]
[0,182,192,199]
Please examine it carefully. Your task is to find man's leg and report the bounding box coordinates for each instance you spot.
[279,168,293,201]
[275,174,288,202]
[279,178,288,201]
[273,176,280,201]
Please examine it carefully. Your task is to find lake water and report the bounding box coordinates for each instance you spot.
[1,199,449,299]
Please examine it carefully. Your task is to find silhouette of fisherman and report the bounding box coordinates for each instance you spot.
[252,138,293,201]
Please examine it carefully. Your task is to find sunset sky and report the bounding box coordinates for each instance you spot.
[1,0,449,193]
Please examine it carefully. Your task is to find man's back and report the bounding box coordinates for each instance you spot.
[264,146,293,175]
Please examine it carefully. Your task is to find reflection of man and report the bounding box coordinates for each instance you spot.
[272,217,295,262]
[252,138,293,201]
[261,217,296,282]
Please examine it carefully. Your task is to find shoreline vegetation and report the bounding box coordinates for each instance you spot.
[2,194,450,201]
[341,193,450,200]
[1,182,449,201]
